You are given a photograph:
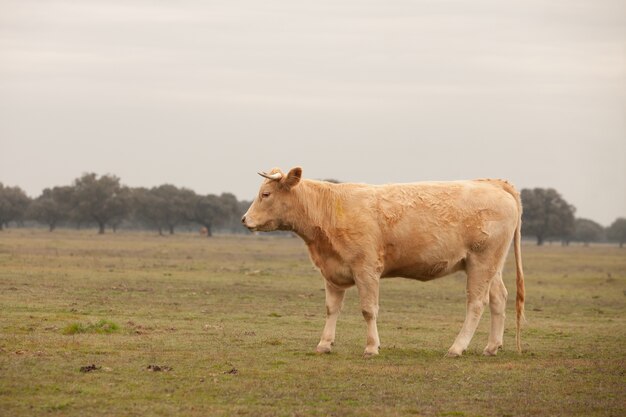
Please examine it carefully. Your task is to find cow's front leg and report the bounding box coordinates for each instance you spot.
[355,273,381,357]
[316,281,346,354]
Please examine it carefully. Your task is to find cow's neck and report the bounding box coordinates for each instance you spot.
[289,180,340,245]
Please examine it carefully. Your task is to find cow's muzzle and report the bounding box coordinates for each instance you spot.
[241,215,258,231]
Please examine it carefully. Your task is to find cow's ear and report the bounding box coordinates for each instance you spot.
[283,167,302,189]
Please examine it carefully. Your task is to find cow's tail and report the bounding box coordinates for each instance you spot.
[495,180,525,354]
[513,201,525,354]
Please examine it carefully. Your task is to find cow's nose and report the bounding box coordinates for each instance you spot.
[241,215,246,224]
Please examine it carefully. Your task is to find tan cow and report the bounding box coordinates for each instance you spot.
[242,167,525,357]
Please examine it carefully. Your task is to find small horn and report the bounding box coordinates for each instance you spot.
[258,171,283,181]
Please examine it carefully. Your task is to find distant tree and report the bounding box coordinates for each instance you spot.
[218,192,240,232]
[132,187,165,234]
[108,190,132,233]
[153,185,195,234]
[521,188,576,245]
[0,183,31,230]
[132,186,195,235]
[27,186,74,231]
[72,174,130,234]
[572,218,604,246]
[607,218,626,248]
[186,193,237,237]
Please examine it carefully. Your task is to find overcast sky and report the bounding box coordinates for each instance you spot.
[1,0,624,225]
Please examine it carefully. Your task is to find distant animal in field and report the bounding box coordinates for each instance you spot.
[242,167,525,357]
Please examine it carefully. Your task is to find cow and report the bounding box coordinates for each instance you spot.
[242,167,525,357]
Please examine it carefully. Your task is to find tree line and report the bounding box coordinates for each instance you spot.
[0,174,250,237]
[0,175,625,246]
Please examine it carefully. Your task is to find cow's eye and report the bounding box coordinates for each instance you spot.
[261,192,271,199]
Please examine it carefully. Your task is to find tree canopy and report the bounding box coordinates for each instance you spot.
[27,186,73,231]
[607,218,626,248]
[187,193,239,237]
[0,183,31,230]
[72,174,130,234]
[572,218,605,246]
[132,185,196,235]
[520,188,576,245]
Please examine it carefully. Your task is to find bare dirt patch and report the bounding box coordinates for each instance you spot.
[147,365,173,372]
[79,364,101,373]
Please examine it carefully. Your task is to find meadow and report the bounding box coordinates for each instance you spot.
[0,229,624,417]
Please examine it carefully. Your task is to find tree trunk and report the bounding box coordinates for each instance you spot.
[0,221,3,231]
[620,241,624,248]
[98,222,105,234]
[158,227,163,236]
[169,225,174,235]
[205,224,212,237]
[537,235,544,246]
[49,223,56,232]
[112,224,117,233]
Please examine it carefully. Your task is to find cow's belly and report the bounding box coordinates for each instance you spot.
[379,227,467,280]
[381,258,465,281]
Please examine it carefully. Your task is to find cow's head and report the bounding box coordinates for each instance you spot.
[242,167,303,232]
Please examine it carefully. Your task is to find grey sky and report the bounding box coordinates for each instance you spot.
[1,0,624,225]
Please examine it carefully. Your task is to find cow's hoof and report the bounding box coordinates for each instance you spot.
[363,348,379,358]
[445,350,462,358]
[316,345,332,354]
[483,345,501,356]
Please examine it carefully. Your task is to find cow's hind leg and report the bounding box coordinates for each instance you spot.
[484,272,508,356]
[316,281,346,353]
[447,257,496,357]
[355,272,381,357]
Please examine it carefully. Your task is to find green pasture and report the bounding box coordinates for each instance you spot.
[0,230,624,416]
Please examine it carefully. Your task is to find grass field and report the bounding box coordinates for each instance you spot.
[0,229,624,417]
